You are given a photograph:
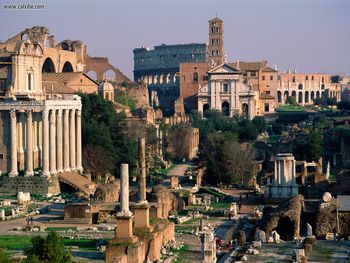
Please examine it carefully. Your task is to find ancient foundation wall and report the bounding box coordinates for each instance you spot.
[0,176,60,196]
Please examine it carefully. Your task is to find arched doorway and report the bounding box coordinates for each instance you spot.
[62,61,73,72]
[316,91,320,99]
[42,57,56,73]
[241,103,248,118]
[305,91,309,103]
[222,101,230,116]
[203,103,210,113]
[276,216,295,241]
[311,91,315,101]
[284,91,289,102]
[298,92,303,104]
[291,90,296,98]
[277,91,282,103]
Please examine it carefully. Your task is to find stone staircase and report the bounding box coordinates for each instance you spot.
[59,171,97,195]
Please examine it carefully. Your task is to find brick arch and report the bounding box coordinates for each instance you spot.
[84,56,130,83]
[62,61,74,72]
[42,57,56,73]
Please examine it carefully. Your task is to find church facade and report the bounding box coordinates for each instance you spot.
[197,64,257,119]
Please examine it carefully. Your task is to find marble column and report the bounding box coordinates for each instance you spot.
[69,109,76,171]
[25,110,33,176]
[75,110,83,173]
[41,110,50,176]
[63,109,70,172]
[138,138,147,203]
[118,163,132,216]
[49,110,56,175]
[56,109,63,173]
[9,109,18,177]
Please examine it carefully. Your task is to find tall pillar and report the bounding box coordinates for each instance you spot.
[69,109,76,171]
[75,110,83,173]
[25,110,33,176]
[56,109,63,173]
[119,163,132,216]
[49,110,56,175]
[9,109,18,177]
[138,138,147,203]
[63,109,70,172]
[41,110,50,176]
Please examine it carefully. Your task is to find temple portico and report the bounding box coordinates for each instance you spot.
[0,97,82,177]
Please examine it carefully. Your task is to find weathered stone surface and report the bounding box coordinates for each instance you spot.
[237,230,246,246]
[94,179,120,203]
[255,230,266,242]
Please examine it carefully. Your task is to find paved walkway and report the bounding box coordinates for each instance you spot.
[163,163,194,187]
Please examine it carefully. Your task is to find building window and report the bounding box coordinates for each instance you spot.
[243,72,247,77]
[193,72,198,82]
[292,76,296,83]
[251,72,256,77]
[27,73,33,90]
[0,78,6,91]
[322,76,324,82]
[265,91,270,94]
[223,83,229,93]
[264,103,270,112]
[270,75,273,80]
[262,76,265,81]
[305,76,308,80]
[203,75,208,81]
[311,75,314,80]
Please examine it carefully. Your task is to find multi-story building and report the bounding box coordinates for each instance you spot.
[133,43,207,114]
[278,73,341,105]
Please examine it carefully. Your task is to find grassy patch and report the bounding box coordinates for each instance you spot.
[63,239,100,251]
[0,235,31,250]
[0,194,17,200]
[267,135,282,144]
[210,202,231,210]
[278,105,305,112]
[170,244,189,263]
[182,218,199,225]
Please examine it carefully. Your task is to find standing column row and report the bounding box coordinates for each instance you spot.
[41,108,82,176]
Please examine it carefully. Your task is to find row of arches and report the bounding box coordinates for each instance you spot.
[278,90,324,104]
[202,101,249,118]
[41,57,74,73]
[86,69,116,81]
[138,73,179,85]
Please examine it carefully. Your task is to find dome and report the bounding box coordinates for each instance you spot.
[98,80,114,92]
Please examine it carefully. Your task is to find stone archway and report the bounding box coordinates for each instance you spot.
[277,91,282,103]
[62,61,74,72]
[291,90,297,98]
[222,101,230,116]
[42,57,56,73]
[298,91,303,104]
[203,103,210,114]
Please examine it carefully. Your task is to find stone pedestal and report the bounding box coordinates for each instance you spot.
[115,214,138,243]
[134,203,150,229]
[149,203,162,219]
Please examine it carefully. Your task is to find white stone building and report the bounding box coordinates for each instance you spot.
[265,153,299,198]
[197,64,257,119]
[0,39,82,177]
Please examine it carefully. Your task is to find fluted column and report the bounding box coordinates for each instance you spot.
[49,110,56,175]
[63,109,70,172]
[69,109,76,171]
[25,110,33,176]
[9,109,18,177]
[75,110,83,173]
[41,110,50,176]
[56,109,63,173]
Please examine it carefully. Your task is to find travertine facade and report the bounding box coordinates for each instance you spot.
[278,73,341,105]
[197,64,257,119]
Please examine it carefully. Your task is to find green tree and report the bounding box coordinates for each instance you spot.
[286,96,299,106]
[252,116,267,134]
[24,232,72,263]
[308,130,323,161]
[0,248,10,263]
[202,132,256,186]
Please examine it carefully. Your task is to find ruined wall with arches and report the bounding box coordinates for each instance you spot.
[278,73,341,105]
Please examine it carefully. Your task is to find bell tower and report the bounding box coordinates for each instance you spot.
[208,17,224,66]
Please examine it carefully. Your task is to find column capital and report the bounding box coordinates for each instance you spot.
[49,109,56,123]
[70,109,76,117]
[10,109,16,119]
[76,109,82,117]
[64,109,69,117]
[57,108,63,116]
[24,109,32,117]
[42,110,48,119]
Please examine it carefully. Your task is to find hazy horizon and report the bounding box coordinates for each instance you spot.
[1,0,349,79]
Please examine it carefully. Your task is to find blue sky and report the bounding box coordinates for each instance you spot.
[1,0,349,79]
